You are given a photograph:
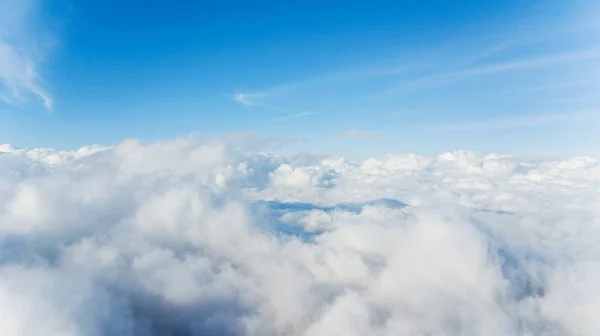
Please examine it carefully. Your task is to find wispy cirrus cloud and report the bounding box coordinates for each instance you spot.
[234,92,314,125]
[228,1,599,157]
[428,110,600,132]
[0,0,53,111]
[334,129,388,141]
[233,93,256,106]
[415,48,600,86]
[232,5,599,122]
[233,92,291,113]
[258,112,314,124]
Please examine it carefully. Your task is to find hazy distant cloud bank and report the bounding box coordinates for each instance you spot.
[1,138,600,335]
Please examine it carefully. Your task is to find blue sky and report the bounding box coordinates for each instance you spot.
[1,0,599,158]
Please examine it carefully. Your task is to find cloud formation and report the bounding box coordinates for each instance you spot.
[1,137,600,335]
[234,92,313,125]
[0,0,53,110]
[335,129,388,141]
[234,93,256,107]
[232,3,600,142]
[428,110,600,132]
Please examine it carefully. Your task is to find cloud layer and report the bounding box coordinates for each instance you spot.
[1,137,600,335]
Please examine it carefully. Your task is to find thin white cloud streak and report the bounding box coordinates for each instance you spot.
[2,137,600,334]
[457,48,600,76]
[233,59,430,112]
[526,80,598,92]
[234,90,314,124]
[259,111,314,124]
[234,7,600,113]
[428,110,600,132]
[460,11,600,66]
[0,0,53,110]
[234,92,293,114]
[234,93,256,106]
[482,80,599,97]
[377,47,600,97]
[334,129,388,141]
[249,61,427,97]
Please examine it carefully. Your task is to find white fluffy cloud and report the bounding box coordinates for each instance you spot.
[1,137,600,335]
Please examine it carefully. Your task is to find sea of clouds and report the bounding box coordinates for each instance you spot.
[1,137,600,335]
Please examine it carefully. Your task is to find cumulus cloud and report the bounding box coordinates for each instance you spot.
[0,0,53,110]
[1,137,600,335]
